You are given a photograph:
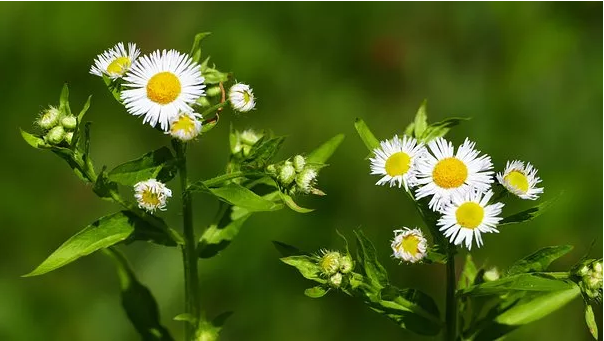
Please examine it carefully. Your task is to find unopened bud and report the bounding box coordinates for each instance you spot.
[45,125,65,145]
[61,115,77,130]
[293,155,306,173]
[329,272,343,288]
[483,267,500,282]
[279,162,296,186]
[266,164,277,176]
[339,255,354,274]
[319,251,341,276]
[240,129,262,146]
[206,86,222,97]
[37,106,60,130]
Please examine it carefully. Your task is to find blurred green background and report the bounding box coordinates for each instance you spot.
[1,2,601,341]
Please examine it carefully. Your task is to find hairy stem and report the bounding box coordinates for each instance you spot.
[445,250,457,341]
[176,142,200,340]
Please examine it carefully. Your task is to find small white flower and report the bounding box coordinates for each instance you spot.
[121,49,205,131]
[90,42,140,79]
[438,189,504,250]
[134,179,172,213]
[296,168,318,194]
[415,137,494,212]
[370,135,425,191]
[229,83,255,112]
[496,160,543,200]
[168,111,202,142]
[391,228,428,263]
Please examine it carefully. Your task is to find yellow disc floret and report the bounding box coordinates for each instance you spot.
[455,202,484,229]
[146,72,182,104]
[385,152,411,176]
[171,114,196,135]
[504,170,529,193]
[106,57,132,76]
[433,157,468,188]
[141,190,161,207]
[397,234,420,257]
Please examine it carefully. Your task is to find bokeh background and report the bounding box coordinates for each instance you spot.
[0,2,602,341]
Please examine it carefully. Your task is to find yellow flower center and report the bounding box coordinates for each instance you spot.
[397,234,420,256]
[455,202,484,229]
[171,115,197,135]
[504,170,529,193]
[146,72,181,104]
[433,157,468,188]
[385,152,411,176]
[106,57,131,75]
[243,90,251,103]
[141,190,160,207]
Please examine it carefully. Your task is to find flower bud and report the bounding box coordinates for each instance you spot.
[64,132,74,145]
[483,267,500,282]
[45,125,65,145]
[279,162,296,186]
[572,259,603,303]
[242,144,252,157]
[319,251,341,276]
[266,164,277,176]
[329,272,343,288]
[293,155,306,173]
[339,255,354,274]
[36,106,60,130]
[229,83,255,112]
[296,168,318,194]
[61,115,78,130]
[206,86,222,97]
[240,129,262,146]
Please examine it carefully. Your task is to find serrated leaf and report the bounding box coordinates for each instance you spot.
[413,100,428,138]
[209,183,282,212]
[20,129,47,149]
[458,254,478,290]
[281,255,325,283]
[279,192,314,213]
[198,212,251,259]
[354,230,388,289]
[500,194,560,226]
[494,285,580,325]
[459,273,575,297]
[307,134,345,164]
[507,245,573,276]
[585,304,598,339]
[24,212,139,277]
[105,248,174,341]
[354,118,380,152]
[108,147,177,186]
[305,286,328,298]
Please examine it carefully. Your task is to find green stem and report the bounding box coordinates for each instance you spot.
[176,142,201,340]
[445,251,457,341]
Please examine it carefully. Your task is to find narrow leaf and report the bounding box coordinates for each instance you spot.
[458,254,478,290]
[307,134,345,164]
[354,118,380,152]
[209,183,282,212]
[59,83,72,116]
[20,129,46,149]
[105,248,174,341]
[459,273,575,297]
[500,194,560,226]
[507,245,573,276]
[495,286,580,325]
[585,304,598,340]
[77,95,92,122]
[108,147,176,186]
[413,100,428,138]
[190,32,212,63]
[198,213,251,259]
[305,286,328,298]
[279,192,314,213]
[421,117,470,142]
[272,241,307,257]
[281,255,325,283]
[354,230,388,289]
[403,122,415,136]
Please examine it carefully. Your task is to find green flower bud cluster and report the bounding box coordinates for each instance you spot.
[572,259,603,303]
[318,250,354,289]
[270,155,323,195]
[231,129,263,158]
[36,105,78,146]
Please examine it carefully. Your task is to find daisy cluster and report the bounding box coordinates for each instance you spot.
[369,135,544,259]
[89,42,255,141]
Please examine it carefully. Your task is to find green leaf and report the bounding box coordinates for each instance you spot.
[413,100,428,138]
[421,117,470,142]
[198,212,252,259]
[281,255,325,283]
[20,129,47,149]
[104,248,174,341]
[459,273,575,297]
[403,122,415,136]
[307,134,345,164]
[127,213,179,247]
[24,212,139,277]
[494,285,580,325]
[305,286,328,298]
[354,118,380,152]
[507,245,573,276]
[500,194,560,226]
[190,32,212,63]
[458,254,478,290]
[77,95,92,122]
[209,183,283,212]
[93,167,118,199]
[108,147,177,186]
[272,241,307,257]
[585,304,598,340]
[102,75,123,103]
[378,286,442,335]
[279,192,314,213]
[354,230,388,289]
[59,83,72,116]
[242,136,286,170]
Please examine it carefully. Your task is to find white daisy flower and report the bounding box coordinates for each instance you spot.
[415,137,493,212]
[121,49,205,131]
[496,160,543,200]
[370,135,425,190]
[229,83,255,112]
[438,189,503,250]
[134,179,172,213]
[391,228,428,263]
[168,111,202,142]
[90,42,140,79]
